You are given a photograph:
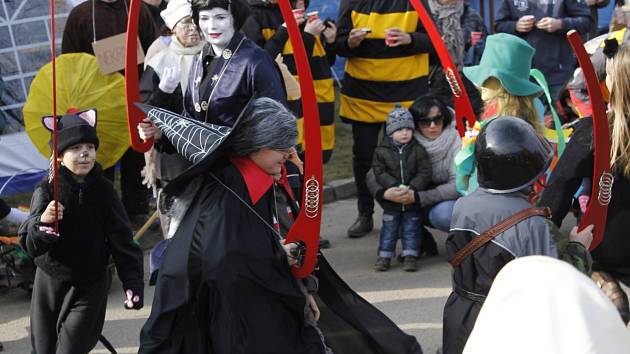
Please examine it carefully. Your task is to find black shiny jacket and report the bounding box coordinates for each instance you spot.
[184,32,287,127]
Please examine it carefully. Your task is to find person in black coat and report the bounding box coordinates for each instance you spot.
[138,98,424,354]
[19,110,144,354]
[372,105,432,271]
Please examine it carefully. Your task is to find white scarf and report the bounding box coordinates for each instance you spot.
[147,36,204,91]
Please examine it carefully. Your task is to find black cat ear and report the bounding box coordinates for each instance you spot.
[41,115,57,132]
[603,38,619,59]
[76,109,97,128]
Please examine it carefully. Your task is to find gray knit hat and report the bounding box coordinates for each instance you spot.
[386,104,414,136]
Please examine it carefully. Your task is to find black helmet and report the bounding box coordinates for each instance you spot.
[475,116,553,193]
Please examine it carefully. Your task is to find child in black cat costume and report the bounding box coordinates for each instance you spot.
[19,109,144,353]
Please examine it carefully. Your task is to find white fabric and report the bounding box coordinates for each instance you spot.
[6,208,29,224]
[158,66,181,93]
[0,132,48,178]
[464,256,630,354]
[160,0,192,30]
[147,36,204,92]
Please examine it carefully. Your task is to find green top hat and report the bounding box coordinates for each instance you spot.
[463,33,542,97]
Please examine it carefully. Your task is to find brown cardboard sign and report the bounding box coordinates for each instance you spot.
[91,33,145,74]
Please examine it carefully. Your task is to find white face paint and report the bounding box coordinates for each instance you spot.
[198,8,235,54]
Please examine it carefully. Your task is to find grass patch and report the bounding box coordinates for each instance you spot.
[323,86,353,183]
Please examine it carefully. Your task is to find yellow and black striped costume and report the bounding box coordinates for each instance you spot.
[242,1,336,163]
[335,0,432,123]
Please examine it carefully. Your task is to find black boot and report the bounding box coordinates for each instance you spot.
[347,215,373,238]
[420,226,439,257]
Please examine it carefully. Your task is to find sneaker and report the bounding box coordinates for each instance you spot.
[402,256,418,272]
[347,215,373,238]
[374,257,391,271]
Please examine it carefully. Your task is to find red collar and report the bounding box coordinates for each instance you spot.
[230,156,294,205]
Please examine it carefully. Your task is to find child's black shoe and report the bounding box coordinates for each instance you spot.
[402,256,418,272]
[374,257,391,271]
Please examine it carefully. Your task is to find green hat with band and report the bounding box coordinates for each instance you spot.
[463,33,542,97]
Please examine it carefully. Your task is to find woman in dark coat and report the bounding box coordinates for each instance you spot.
[138,0,286,132]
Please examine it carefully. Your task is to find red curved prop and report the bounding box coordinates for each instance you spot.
[567,30,612,251]
[49,0,60,232]
[409,0,476,136]
[277,0,323,278]
[125,0,153,153]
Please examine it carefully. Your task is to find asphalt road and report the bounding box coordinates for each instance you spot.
[1,197,458,354]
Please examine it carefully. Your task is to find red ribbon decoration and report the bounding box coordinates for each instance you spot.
[49,0,60,232]
[567,30,612,251]
[125,0,153,153]
[277,0,323,278]
[409,0,476,136]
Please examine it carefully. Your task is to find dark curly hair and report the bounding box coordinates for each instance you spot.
[192,0,251,31]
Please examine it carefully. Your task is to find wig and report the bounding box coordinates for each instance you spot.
[228,97,298,156]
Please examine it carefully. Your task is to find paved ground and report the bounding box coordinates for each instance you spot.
[0,197,458,353]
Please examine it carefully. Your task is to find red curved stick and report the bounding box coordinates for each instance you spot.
[277,0,323,278]
[125,0,153,153]
[567,30,612,251]
[409,0,476,136]
[50,0,59,232]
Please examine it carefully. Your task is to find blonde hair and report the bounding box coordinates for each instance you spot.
[608,42,630,178]
[481,77,542,133]
[497,87,542,134]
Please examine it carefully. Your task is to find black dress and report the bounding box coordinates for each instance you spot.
[139,159,423,354]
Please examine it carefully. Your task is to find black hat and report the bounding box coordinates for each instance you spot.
[42,109,99,154]
[136,103,236,195]
[475,117,553,193]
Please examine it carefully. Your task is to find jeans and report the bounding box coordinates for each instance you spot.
[378,209,421,258]
[427,200,455,232]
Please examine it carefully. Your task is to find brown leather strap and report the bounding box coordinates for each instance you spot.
[449,207,551,267]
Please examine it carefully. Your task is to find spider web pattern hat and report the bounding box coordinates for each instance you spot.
[136,103,235,194]
[137,104,232,164]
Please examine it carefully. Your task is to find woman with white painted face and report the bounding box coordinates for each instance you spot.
[184,0,287,127]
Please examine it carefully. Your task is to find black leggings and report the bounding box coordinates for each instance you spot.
[351,122,383,216]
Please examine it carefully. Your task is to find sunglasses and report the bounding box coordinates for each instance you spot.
[417,115,444,128]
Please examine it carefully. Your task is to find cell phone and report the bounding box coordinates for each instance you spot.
[323,17,335,29]
[362,28,372,33]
